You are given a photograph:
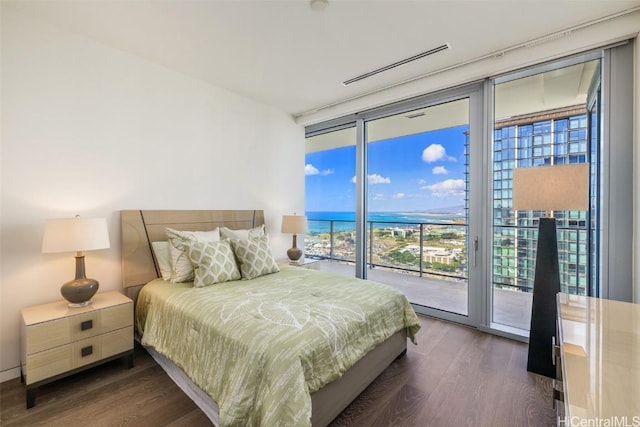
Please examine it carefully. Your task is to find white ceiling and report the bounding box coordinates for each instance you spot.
[4,0,640,118]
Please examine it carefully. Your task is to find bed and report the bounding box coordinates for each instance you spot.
[121,209,420,426]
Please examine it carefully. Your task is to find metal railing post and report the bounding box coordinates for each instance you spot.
[369,221,374,269]
[419,224,424,278]
[329,220,335,260]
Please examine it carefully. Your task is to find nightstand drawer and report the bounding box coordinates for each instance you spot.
[25,317,71,354]
[26,345,72,384]
[71,327,133,368]
[26,326,135,383]
[100,303,133,332]
[72,336,103,368]
[71,311,100,341]
[101,327,134,358]
[27,312,100,354]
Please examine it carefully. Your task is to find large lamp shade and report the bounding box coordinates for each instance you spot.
[42,217,110,254]
[512,163,589,211]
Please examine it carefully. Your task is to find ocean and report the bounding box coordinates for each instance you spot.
[306,211,466,233]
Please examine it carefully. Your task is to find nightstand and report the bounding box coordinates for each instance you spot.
[20,291,134,409]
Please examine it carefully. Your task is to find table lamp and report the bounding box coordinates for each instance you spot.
[512,163,589,378]
[281,214,308,263]
[42,216,110,307]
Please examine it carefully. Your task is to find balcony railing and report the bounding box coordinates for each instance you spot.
[305,218,468,282]
[305,218,589,295]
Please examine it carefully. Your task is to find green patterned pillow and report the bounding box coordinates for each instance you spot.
[231,235,280,280]
[166,227,220,283]
[186,240,241,287]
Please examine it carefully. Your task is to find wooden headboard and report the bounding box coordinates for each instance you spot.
[121,210,265,289]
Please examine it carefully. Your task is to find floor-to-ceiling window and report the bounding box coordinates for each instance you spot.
[305,125,356,278]
[364,99,471,317]
[491,58,599,332]
[303,42,633,337]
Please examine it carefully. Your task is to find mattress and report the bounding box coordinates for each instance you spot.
[136,266,420,426]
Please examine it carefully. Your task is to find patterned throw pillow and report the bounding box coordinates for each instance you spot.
[186,240,241,287]
[166,227,220,282]
[231,235,280,280]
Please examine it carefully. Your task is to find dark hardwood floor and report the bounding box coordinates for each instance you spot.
[1,316,557,426]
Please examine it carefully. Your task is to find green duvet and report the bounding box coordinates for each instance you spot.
[136,265,420,426]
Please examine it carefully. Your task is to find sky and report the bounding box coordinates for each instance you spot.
[305,124,469,212]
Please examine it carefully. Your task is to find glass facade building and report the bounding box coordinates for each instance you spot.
[492,108,590,296]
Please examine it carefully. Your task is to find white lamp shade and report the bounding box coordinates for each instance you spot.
[512,164,589,211]
[42,217,111,253]
[281,215,308,234]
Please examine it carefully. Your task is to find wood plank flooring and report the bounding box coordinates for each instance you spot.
[1,316,557,426]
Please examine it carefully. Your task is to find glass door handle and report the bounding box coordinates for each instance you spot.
[474,237,479,267]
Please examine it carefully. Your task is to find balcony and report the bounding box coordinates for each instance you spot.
[305,218,534,331]
[309,259,532,331]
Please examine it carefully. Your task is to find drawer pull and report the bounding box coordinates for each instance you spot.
[81,346,93,357]
[81,320,93,331]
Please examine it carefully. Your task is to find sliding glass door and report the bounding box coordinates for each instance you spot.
[491,55,601,333]
[305,86,483,326]
[364,98,473,319]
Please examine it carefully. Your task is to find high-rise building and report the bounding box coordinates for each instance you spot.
[492,107,590,296]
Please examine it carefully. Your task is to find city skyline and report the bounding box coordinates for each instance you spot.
[305,124,469,213]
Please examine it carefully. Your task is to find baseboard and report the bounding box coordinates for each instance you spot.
[1,366,21,383]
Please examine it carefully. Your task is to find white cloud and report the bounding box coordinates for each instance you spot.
[372,193,385,201]
[369,174,391,184]
[421,179,466,197]
[418,178,427,185]
[422,144,456,163]
[432,166,449,175]
[305,164,319,175]
[306,165,334,176]
[392,193,405,199]
[351,174,391,184]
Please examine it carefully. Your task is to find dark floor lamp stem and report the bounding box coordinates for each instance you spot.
[527,217,560,378]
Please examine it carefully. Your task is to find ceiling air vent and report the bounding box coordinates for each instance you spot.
[342,43,451,86]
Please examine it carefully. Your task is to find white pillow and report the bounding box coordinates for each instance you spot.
[165,227,220,283]
[186,240,241,287]
[151,241,172,281]
[220,224,265,241]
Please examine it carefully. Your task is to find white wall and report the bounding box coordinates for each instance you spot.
[0,9,304,380]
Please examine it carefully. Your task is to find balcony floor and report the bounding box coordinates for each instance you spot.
[313,259,532,331]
